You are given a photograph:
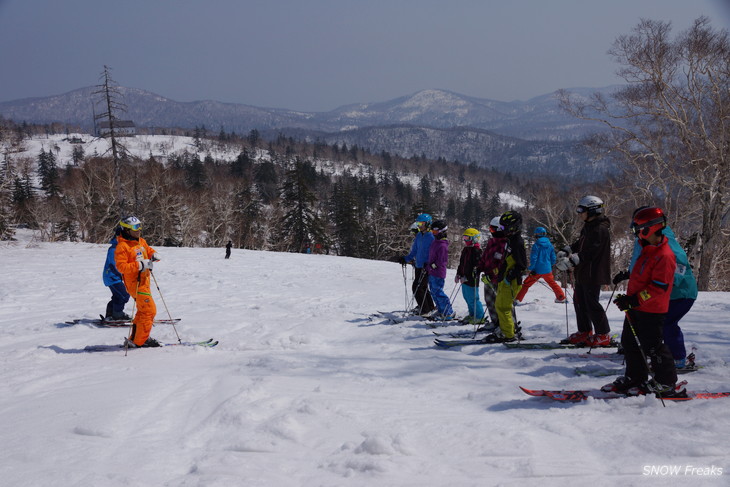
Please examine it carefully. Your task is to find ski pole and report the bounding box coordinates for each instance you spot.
[624,311,665,407]
[151,270,182,343]
[448,280,461,305]
[124,272,141,356]
[482,276,497,329]
[401,263,409,317]
[413,268,429,316]
[471,269,481,331]
[508,278,521,342]
[564,270,575,301]
[563,270,570,340]
[470,278,480,337]
[605,283,618,313]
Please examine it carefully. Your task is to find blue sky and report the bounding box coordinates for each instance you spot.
[0,0,727,111]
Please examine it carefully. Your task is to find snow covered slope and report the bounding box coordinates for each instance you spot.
[0,236,728,486]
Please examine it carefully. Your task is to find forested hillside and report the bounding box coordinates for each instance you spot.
[0,117,726,290]
[0,121,592,263]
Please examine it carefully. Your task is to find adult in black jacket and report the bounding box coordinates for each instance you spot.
[557,195,612,347]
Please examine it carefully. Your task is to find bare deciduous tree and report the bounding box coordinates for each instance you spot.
[559,17,730,290]
[93,65,129,214]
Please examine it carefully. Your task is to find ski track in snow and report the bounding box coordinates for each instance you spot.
[1,236,729,486]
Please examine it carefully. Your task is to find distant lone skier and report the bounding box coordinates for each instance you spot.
[225,240,232,259]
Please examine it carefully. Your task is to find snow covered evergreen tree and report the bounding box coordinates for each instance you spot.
[278,157,326,253]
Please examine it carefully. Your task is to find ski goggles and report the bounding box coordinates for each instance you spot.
[120,219,142,231]
[630,217,665,237]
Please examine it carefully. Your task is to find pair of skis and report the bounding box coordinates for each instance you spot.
[84,338,218,352]
[65,315,219,351]
[519,385,729,402]
[574,365,701,377]
[65,315,181,327]
[433,327,619,349]
[434,338,616,350]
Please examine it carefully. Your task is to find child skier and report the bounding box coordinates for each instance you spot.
[477,217,508,326]
[602,207,683,397]
[400,213,436,315]
[426,220,454,320]
[115,216,161,348]
[613,209,698,369]
[514,227,566,304]
[102,226,131,320]
[455,228,485,324]
[484,211,527,343]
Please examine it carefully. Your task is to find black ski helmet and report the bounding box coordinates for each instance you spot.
[431,219,448,238]
[499,211,522,235]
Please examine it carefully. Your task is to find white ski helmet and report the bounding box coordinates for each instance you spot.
[119,215,142,231]
[488,216,502,234]
[576,195,604,216]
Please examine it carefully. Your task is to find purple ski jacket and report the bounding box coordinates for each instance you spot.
[427,238,449,279]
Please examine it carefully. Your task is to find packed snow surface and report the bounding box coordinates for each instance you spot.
[1,235,729,486]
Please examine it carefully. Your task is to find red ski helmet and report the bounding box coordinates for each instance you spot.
[631,207,667,238]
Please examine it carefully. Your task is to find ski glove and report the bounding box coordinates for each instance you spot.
[151,253,161,262]
[612,270,630,285]
[139,259,152,272]
[506,268,523,285]
[614,293,639,311]
[556,252,579,271]
[555,256,571,271]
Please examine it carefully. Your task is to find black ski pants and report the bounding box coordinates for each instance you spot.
[621,310,678,386]
[413,267,435,314]
[573,283,610,334]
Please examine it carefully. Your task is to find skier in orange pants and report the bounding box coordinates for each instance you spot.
[114,216,160,347]
[515,227,567,304]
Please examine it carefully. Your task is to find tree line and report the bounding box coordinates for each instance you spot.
[0,121,522,261]
[0,117,727,290]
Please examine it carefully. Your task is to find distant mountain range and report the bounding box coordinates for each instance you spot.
[0,85,620,179]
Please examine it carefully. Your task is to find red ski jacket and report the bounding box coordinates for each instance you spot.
[627,237,676,314]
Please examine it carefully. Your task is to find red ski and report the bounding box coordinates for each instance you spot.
[519,385,730,402]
